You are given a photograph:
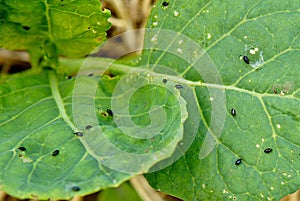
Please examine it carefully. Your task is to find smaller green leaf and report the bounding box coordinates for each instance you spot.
[0,0,111,68]
[97,182,142,201]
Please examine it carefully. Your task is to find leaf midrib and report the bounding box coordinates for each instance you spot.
[48,71,77,131]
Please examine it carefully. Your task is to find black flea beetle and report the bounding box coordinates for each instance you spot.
[264,148,273,153]
[175,84,183,89]
[231,108,236,117]
[85,125,92,129]
[243,56,250,64]
[71,186,80,192]
[18,147,26,151]
[162,2,169,7]
[106,109,113,116]
[22,26,30,31]
[74,132,83,137]
[235,158,242,165]
[52,150,60,156]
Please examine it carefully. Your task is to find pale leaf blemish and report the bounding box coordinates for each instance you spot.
[153,22,158,26]
[250,49,256,54]
[223,189,228,194]
[207,33,212,39]
[276,124,281,129]
[177,48,182,53]
[178,39,183,44]
[151,34,158,42]
[256,144,260,148]
[174,10,179,16]
[250,51,264,68]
